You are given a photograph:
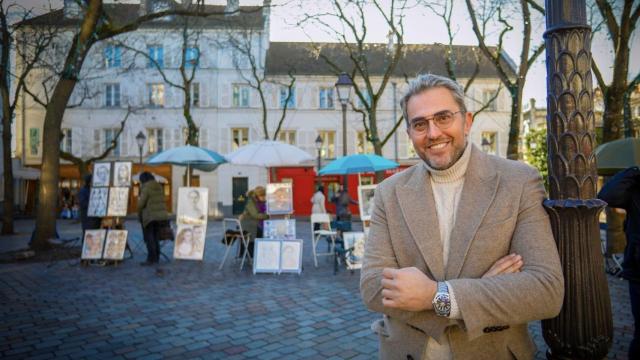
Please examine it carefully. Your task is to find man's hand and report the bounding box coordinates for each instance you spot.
[381,267,437,311]
[482,253,523,278]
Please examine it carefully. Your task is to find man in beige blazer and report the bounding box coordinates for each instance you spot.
[360,74,564,360]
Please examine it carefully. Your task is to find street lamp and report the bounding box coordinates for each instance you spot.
[135,131,146,167]
[335,72,353,186]
[315,135,323,186]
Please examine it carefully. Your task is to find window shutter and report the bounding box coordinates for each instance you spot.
[120,129,129,156]
[93,129,102,156]
[220,83,230,108]
[72,127,82,157]
[199,128,209,149]
[173,128,182,148]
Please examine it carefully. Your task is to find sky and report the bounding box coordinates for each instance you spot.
[8,0,639,106]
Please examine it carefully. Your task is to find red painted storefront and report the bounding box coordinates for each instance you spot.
[270,165,411,216]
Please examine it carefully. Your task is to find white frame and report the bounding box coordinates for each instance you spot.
[88,187,109,217]
[93,162,112,187]
[343,231,366,270]
[253,238,281,274]
[264,219,296,240]
[107,187,130,217]
[174,224,207,261]
[358,185,377,221]
[113,161,132,187]
[103,230,128,260]
[176,187,209,225]
[266,182,293,215]
[82,229,106,260]
[280,239,303,274]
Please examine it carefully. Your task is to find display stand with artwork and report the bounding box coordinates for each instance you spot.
[174,187,209,261]
[82,161,132,267]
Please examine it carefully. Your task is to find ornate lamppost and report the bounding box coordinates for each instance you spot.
[315,135,323,186]
[542,1,612,358]
[135,131,146,168]
[335,73,353,187]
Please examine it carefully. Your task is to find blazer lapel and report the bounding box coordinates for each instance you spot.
[445,146,499,279]
[396,164,445,281]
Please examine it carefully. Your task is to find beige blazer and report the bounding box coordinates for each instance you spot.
[360,145,564,360]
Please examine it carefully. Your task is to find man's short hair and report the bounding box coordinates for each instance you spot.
[400,74,467,127]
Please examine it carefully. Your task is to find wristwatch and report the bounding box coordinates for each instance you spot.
[432,281,451,317]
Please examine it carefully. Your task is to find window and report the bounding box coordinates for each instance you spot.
[356,131,374,154]
[191,82,200,107]
[232,85,250,107]
[105,83,120,107]
[634,106,640,117]
[279,86,296,109]
[481,131,497,155]
[483,90,498,111]
[104,128,120,157]
[278,130,296,145]
[60,128,72,153]
[318,130,335,159]
[185,47,199,68]
[319,87,334,109]
[357,91,372,109]
[147,83,164,107]
[147,128,164,153]
[231,128,249,150]
[148,45,164,68]
[104,45,121,68]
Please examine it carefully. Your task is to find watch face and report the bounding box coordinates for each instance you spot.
[434,294,451,315]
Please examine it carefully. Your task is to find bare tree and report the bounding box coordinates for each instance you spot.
[0,1,59,234]
[591,0,640,142]
[297,0,408,180]
[17,0,258,250]
[464,0,546,160]
[225,29,295,140]
[59,106,134,179]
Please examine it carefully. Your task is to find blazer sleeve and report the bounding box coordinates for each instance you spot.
[597,166,640,209]
[360,182,450,341]
[447,167,564,340]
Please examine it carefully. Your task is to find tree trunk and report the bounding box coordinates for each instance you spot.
[2,102,14,235]
[506,85,523,160]
[602,86,626,143]
[32,78,77,250]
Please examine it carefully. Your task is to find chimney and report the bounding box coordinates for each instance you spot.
[63,0,83,19]
[225,0,239,13]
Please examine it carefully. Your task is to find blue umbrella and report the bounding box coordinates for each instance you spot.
[146,145,227,184]
[318,154,399,175]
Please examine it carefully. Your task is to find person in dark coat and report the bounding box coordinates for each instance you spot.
[77,174,101,233]
[598,166,640,359]
[137,172,170,265]
[331,184,357,221]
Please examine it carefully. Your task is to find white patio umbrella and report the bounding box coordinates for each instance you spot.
[224,140,313,167]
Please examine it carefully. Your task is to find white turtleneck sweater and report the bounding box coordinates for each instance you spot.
[423,141,472,360]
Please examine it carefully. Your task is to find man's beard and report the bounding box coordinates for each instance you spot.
[422,139,467,170]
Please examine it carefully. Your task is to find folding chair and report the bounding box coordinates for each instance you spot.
[219,218,252,270]
[311,213,338,267]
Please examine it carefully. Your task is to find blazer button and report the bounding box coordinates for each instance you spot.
[483,327,491,333]
[407,355,414,360]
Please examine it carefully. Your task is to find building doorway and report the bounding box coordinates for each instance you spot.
[232,177,248,215]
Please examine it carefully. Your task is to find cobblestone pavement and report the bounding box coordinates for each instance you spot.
[0,219,633,359]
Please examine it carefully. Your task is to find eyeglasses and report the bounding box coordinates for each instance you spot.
[409,110,464,134]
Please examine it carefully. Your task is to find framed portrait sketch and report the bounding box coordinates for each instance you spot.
[177,187,209,225]
[266,182,293,215]
[253,238,281,274]
[88,187,109,217]
[113,162,132,187]
[92,162,112,187]
[264,219,296,240]
[280,239,303,273]
[107,187,130,217]
[342,231,366,270]
[358,185,377,221]
[82,229,106,260]
[103,230,128,260]
[174,224,207,260]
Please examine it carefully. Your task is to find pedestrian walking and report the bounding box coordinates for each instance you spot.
[77,174,101,233]
[598,166,640,359]
[331,184,357,222]
[311,185,327,231]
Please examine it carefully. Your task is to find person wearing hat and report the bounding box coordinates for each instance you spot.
[240,186,269,257]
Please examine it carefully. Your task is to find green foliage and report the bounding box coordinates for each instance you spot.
[524,127,549,192]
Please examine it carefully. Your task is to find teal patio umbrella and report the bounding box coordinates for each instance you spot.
[146,145,227,185]
[595,137,640,175]
[318,154,399,184]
